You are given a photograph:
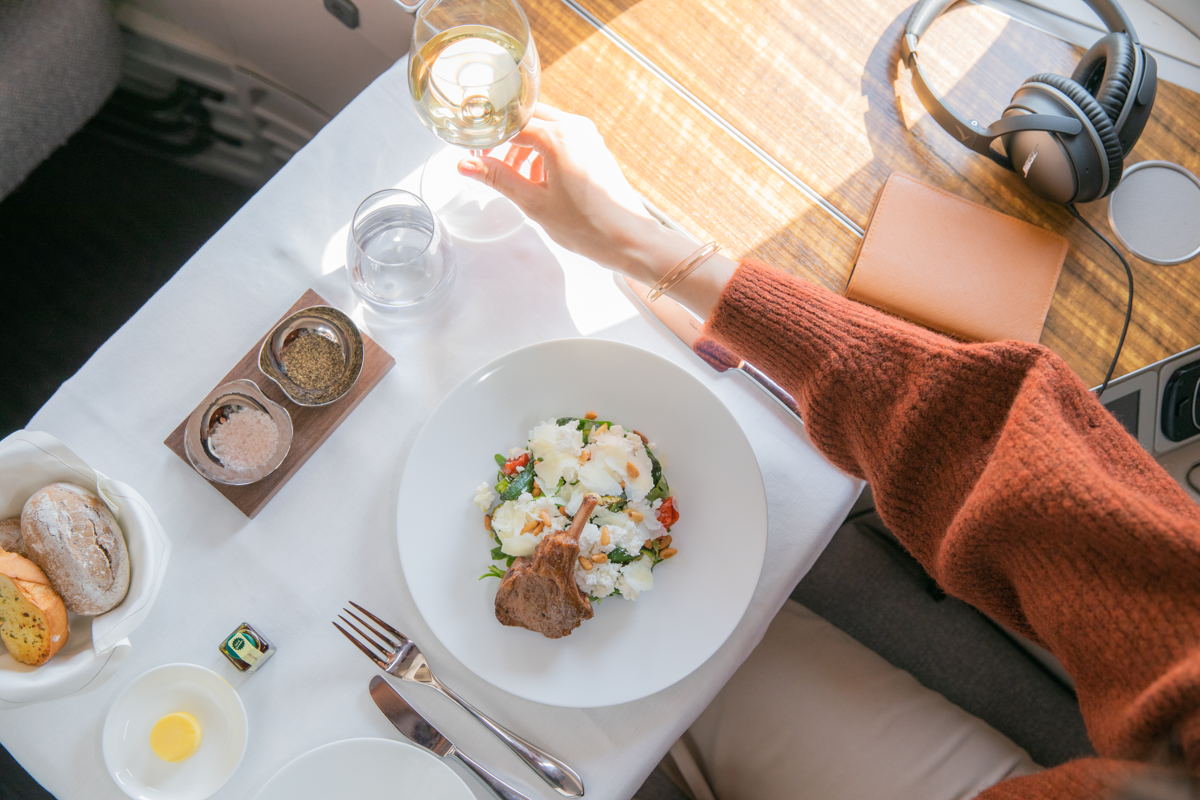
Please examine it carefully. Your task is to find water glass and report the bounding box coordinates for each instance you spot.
[347,189,454,309]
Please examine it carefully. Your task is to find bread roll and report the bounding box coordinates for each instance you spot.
[21,483,130,615]
[0,518,23,555]
[0,549,68,666]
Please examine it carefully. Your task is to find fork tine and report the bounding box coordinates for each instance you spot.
[342,606,400,650]
[348,601,409,642]
[336,614,395,658]
[331,620,387,669]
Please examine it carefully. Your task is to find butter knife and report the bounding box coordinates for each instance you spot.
[370,675,534,800]
[622,276,803,422]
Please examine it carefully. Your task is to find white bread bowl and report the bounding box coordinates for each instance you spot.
[0,430,170,705]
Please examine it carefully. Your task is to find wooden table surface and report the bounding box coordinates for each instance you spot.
[525,0,1200,386]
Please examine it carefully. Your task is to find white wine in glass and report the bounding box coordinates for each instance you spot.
[408,0,539,241]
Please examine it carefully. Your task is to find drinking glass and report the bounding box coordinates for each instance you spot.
[408,0,539,241]
[347,189,454,309]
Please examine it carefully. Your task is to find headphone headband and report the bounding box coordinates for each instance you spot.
[901,0,1139,168]
[904,0,1137,43]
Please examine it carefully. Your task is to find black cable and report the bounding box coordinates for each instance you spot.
[1068,203,1135,397]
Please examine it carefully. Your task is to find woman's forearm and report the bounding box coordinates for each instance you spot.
[604,217,738,319]
[701,260,1200,769]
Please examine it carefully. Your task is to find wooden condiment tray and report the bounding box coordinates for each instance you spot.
[165,289,394,517]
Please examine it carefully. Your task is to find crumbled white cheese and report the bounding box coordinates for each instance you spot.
[575,560,620,598]
[616,557,654,599]
[490,494,566,557]
[529,420,583,492]
[473,482,497,513]
[586,427,654,501]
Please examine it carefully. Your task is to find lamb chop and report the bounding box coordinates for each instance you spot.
[494,493,600,638]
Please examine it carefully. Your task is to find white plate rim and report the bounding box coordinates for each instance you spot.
[396,336,768,708]
[101,662,248,800]
[251,736,473,800]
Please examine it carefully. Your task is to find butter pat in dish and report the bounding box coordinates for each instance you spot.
[102,663,247,800]
[150,711,202,762]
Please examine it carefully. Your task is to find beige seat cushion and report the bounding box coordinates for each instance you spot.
[680,600,1040,800]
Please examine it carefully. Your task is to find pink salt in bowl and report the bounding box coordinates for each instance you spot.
[183,379,293,485]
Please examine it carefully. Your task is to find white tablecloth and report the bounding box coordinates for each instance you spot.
[0,59,860,800]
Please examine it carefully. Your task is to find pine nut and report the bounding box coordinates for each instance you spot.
[579,450,592,463]
[626,461,640,478]
[532,484,542,497]
[656,534,672,548]
[600,527,611,546]
[484,514,492,532]
[521,517,539,533]
[591,552,608,563]
[660,547,678,559]
[539,510,553,527]
[578,556,593,570]
[584,411,598,420]
[632,429,649,444]
[626,509,644,523]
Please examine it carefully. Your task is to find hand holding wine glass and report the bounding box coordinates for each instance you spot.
[458,104,737,317]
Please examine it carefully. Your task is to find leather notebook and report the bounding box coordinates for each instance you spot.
[845,173,1068,343]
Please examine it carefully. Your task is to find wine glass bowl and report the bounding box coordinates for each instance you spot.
[407,0,540,241]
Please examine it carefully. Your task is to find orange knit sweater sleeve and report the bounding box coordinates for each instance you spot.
[700,260,1200,797]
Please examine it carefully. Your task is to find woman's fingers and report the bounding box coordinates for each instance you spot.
[529,153,545,184]
[503,145,535,174]
[458,155,540,207]
[507,118,558,161]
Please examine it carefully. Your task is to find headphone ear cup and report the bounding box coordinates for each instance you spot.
[1071,33,1137,144]
[1016,72,1124,200]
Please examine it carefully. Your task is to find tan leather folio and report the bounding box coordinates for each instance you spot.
[845,173,1068,343]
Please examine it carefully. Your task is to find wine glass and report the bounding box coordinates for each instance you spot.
[408,0,540,242]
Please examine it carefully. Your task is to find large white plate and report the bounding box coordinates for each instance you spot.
[398,338,767,707]
[253,738,472,800]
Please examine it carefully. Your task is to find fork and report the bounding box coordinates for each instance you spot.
[333,602,585,798]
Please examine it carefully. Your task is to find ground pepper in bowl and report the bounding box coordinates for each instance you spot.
[280,331,344,391]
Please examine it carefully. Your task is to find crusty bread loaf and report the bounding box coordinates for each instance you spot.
[20,483,130,616]
[0,549,68,666]
[0,518,23,555]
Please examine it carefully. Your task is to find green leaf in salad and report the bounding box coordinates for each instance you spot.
[489,544,517,567]
[494,453,507,468]
[499,463,535,501]
[478,564,507,580]
[642,545,665,566]
[644,445,670,502]
[606,497,627,512]
[606,546,639,565]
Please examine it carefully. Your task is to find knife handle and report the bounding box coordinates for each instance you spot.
[452,747,535,800]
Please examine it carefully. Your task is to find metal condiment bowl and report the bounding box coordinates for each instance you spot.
[183,379,293,485]
[258,305,364,406]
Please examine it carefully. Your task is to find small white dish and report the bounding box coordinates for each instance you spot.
[102,663,248,800]
[398,338,768,707]
[253,737,473,800]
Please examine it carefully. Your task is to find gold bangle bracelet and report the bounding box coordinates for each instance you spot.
[646,242,721,302]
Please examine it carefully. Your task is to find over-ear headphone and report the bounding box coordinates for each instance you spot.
[901,0,1158,204]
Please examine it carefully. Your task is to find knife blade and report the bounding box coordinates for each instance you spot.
[370,675,534,800]
[621,276,803,422]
